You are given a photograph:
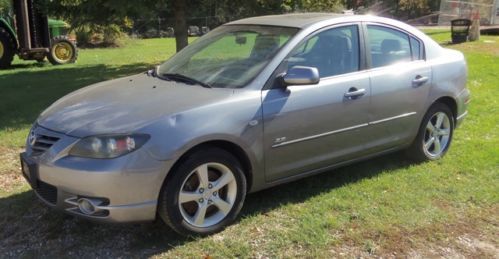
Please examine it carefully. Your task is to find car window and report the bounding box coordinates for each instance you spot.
[285,25,360,78]
[367,25,412,68]
[410,36,422,60]
[159,25,298,88]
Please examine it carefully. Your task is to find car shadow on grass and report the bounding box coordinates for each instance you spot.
[0,151,415,257]
[0,62,152,132]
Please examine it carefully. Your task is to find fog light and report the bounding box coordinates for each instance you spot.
[78,198,96,215]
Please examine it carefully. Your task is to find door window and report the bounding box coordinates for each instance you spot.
[285,25,360,78]
[367,25,413,68]
[410,36,423,60]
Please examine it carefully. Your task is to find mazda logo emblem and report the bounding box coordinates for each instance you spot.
[29,130,37,146]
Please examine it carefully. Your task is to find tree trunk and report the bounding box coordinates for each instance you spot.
[172,0,188,52]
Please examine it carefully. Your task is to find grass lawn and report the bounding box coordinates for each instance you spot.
[0,32,498,257]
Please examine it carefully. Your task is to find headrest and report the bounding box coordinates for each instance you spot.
[381,39,401,54]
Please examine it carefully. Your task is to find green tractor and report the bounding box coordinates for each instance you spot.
[0,0,77,68]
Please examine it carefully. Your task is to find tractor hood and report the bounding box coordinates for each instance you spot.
[37,73,234,137]
[48,19,69,28]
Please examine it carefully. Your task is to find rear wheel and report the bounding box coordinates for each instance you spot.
[158,148,246,236]
[0,27,15,69]
[406,103,454,162]
[48,36,78,65]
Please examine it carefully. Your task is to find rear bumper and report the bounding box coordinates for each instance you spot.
[455,88,470,128]
[456,110,468,128]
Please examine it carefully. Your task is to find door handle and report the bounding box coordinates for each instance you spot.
[412,75,429,87]
[344,87,366,99]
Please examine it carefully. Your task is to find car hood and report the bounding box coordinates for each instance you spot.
[37,73,234,137]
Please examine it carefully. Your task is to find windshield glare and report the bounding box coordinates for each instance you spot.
[158,25,299,88]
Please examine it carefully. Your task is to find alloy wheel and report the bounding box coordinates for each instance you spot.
[178,162,237,228]
[423,112,451,158]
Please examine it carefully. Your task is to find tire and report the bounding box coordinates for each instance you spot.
[158,148,247,236]
[406,102,454,162]
[0,27,15,69]
[48,36,78,65]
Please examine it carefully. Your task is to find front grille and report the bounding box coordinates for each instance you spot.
[32,134,60,154]
[35,180,58,205]
[29,126,61,156]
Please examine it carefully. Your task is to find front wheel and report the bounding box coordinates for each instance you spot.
[158,148,247,236]
[48,36,78,65]
[406,103,454,162]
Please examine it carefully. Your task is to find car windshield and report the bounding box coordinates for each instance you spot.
[158,25,299,88]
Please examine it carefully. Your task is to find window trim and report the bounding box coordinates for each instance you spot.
[263,22,365,90]
[362,22,426,70]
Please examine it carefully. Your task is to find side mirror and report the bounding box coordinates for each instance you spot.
[280,66,320,86]
[147,65,160,77]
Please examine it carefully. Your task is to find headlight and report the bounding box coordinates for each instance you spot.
[69,134,150,159]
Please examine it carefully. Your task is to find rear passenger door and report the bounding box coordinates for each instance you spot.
[363,23,432,152]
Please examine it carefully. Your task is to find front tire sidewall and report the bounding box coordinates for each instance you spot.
[159,149,246,236]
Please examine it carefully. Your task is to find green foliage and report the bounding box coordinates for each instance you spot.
[36,0,149,47]
[0,0,11,16]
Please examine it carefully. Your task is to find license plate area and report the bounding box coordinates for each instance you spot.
[20,153,39,188]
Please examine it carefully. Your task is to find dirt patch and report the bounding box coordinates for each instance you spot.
[0,147,22,172]
[0,173,25,193]
[331,205,499,258]
[0,147,25,193]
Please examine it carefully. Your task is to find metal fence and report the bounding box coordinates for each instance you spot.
[439,0,499,25]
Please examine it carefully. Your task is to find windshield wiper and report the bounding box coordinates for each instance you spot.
[161,73,212,88]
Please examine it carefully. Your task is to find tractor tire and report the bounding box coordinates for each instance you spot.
[48,36,78,65]
[0,27,15,69]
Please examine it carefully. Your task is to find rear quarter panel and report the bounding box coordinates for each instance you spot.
[427,48,468,118]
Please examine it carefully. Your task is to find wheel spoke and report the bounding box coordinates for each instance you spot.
[212,196,232,215]
[435,113,445,128]
[439,128,450,136]
[434,137,441,153]
[424,137,435,150]
[193,203,208,225]
[179,191,202,204]
[196,164,209,188]
[426,122,436,133]
[213,172,235,191]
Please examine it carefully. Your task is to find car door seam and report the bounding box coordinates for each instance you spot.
[368,112,417,125]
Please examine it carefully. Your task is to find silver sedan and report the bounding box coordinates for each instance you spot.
[21,13,469,236]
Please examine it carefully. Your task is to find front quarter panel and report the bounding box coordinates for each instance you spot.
[140,89,265,192]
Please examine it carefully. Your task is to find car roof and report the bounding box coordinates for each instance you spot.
[227,13,365,28]
[228,13,391,29]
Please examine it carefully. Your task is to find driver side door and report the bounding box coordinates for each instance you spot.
[262,24,372,182]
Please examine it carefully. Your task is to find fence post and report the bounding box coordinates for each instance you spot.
[469,10,480,41]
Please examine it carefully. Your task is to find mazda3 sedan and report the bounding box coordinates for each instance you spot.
[21,13,469,236]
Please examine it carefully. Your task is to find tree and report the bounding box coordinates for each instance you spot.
[171,0,188,52]
[0,0,11,16]
[38,0,346,52]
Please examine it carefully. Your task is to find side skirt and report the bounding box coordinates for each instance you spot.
[250,145,407,193]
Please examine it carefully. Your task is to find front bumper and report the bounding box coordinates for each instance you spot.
[22,125,172,223]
